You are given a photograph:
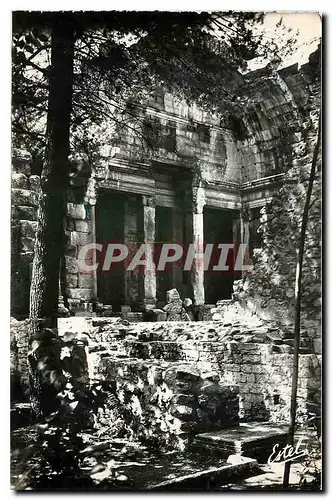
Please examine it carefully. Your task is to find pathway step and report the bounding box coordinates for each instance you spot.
[194,422,288,462]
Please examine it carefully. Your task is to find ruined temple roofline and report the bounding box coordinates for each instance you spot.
[100,157,285,192]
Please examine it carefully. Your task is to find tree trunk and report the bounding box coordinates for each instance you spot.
[283,113,321,487]
[29,18,74,323]
[28,18,75,417]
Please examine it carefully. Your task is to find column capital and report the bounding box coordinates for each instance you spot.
[142,195,156,208]
[241,206,252,222]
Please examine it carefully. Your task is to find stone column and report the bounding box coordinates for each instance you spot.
[124,195,139,306]
[183,208,193,299]
[143,195,156,310]
[191,186,206,305]
[85,175,98,302]
[90,204,98,301]
[172,207,183,294]
[232,212,241,274]
[239,207,252,275]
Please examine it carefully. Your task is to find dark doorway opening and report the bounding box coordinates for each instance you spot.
[155,206,173,303]
[203,207,234,303]
[96,190,125,312]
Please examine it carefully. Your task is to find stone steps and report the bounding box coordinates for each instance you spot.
[148,455,260,491]
[193,422,289,463]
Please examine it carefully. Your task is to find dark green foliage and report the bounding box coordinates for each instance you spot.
[21,326,111,487]
[12,11,292,163]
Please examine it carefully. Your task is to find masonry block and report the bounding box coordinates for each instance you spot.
[65,256,79,274]
[12,189,39,207]
[75,220,90,233]
[12,205,38,221]
[20,220,37,239]
[29,175,41,191]
[66,288,93,300]
[12,173,28,189]
[21,237,35,252]
[66,203,86,220]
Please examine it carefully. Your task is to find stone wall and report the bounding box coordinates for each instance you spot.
[11,150,40,317]
[11,152,97,316]
[10,318,31,399]
[232,53,321,353]
[58,317,321,425]
[99,358,239,436]
[111,91,242,185]
[64,201,95,310]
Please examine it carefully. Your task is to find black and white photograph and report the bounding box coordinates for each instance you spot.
[9,7,322,491]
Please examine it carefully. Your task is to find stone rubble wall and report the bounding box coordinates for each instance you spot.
[58,317,321,425]
[10,318,31,399]
[232,59,321,352]
[98,358,240,436]
[11,151,40,317]
[11,152,97,316]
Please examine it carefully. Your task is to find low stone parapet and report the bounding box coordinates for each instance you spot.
[57,317,321,424]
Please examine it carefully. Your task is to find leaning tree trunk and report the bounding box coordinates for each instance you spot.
[29,19,74,323]
[283,112,321,487]
[28,18,74,416]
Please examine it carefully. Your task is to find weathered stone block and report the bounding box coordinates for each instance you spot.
[66,288,93,300]
[78,273,94,288]
[70,231,90,246]
[176,366,201,381]
[242,354,261,364]
[224,364,241,373]
[241,364,256,374]
[184,350,199,362]
[29,175,41,191]
[67,202,86,220]
[66,273,79,288]
[12,173,28,189]
[21,237,35,252]
[65,256,78,274]
[12,189,39,207]
[313,338,321,354]
[240,343,262,351]
[227,353,243,363]
[200,371,220,383]
[198,351,218,363]
[12,205,38,221]
[19,251,34,264]
[174,405,194,418]
[75,220,90,233]
[174,393,195,405]
[66,218,75,231]
[20,220,37,238]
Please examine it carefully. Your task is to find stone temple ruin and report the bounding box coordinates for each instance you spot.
[12,51,319,318]
[11,47,321,483]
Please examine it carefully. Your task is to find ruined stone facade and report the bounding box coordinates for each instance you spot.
[11,50,320,326]
[11,50,321,427]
